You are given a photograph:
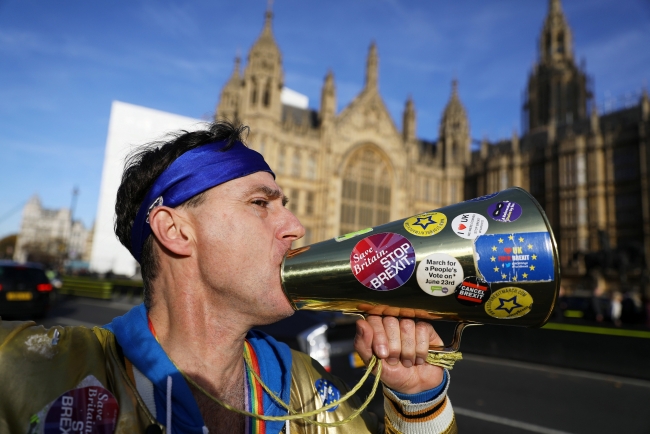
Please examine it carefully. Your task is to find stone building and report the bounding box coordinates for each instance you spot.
[13,195,91,265]
[215,9,469,247]
[215,0,650,284]
[465,0,650,278]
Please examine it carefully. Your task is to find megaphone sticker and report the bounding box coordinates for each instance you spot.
[403,211,447,237]
[416,253,464,297]
[484,287,534,319]
[350,232,416,291]
[451,213,489,240]
[487,201,523,223]
[474,232,554,283]
[454,276,491,306]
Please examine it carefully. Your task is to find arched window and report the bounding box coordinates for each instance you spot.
[340,147,392,234]
[557,32,565,53]
[263,79,271,107]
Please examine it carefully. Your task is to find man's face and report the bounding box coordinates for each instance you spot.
[187,171,305,325]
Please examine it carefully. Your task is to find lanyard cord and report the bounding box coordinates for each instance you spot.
[146,315,382,427]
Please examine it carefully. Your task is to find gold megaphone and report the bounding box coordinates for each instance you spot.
[281,187,560,353]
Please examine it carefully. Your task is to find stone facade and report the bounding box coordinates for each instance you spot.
[216,1,650,284]
[466,0,650,279]
[13,195,91,265]
[215,10,468,248]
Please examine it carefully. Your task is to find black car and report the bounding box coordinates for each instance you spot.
[0,261,54,319]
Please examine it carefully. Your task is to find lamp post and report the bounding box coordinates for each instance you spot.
[66,186,79,268]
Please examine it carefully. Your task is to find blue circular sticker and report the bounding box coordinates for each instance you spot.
[315,379,340,412]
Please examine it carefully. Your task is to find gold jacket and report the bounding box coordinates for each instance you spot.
[0,320,456,433]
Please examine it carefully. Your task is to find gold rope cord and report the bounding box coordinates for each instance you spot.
[177,350,462,427]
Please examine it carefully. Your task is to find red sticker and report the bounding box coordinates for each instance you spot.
[43,386,118,434]
[350,232,416,291]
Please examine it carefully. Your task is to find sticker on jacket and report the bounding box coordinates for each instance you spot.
[28,375,119,434]
[474,232,554,283]
[315,379,340,412]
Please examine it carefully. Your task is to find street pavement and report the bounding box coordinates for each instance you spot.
[15,296,650,433]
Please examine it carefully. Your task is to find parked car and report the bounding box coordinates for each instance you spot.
[0,260,54,319]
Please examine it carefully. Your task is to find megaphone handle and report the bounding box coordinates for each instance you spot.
[429,322,482,354]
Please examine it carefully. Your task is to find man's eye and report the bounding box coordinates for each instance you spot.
[252,199,269,207]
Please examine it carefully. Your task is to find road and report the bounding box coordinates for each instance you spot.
[14,297,650,433]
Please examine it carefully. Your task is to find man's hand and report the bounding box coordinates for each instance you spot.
[354,315,444,395]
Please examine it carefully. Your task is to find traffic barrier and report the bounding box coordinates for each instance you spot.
[111,279,144,300]
[60,277,112,299]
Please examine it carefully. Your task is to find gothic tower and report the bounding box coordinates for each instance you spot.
[365,42,379,91]
[319,70,336,126]
[524,0,591,131]
[439,80,470,167]
[215,56,242,122]
[402,96,416,142]
[240,7,284,122]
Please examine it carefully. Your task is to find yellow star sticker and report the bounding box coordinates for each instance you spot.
[508,235,514,240]
[501,273,507,279]
[494,266,499,272]
[491,256,496,262]
[522,272,528,278]
[528,244,533,250]
[512,275,518,281]
[498,238,504,244]
[530,265,536,271]
[492,246,497,251]
[532,254,537,260]
[519,237,524,242]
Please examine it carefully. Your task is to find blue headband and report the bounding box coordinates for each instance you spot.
[130,140,274,263]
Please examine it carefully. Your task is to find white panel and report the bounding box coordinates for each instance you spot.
[280,87,309,109]
[89,101,204,276]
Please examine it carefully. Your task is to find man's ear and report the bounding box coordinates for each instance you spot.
[148,206,193,257]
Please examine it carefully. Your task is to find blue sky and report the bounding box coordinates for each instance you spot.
[1,0,649,239]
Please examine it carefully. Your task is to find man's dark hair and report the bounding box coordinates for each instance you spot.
[114,121,249,309]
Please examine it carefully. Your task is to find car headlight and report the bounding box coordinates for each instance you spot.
[298,324,331,372]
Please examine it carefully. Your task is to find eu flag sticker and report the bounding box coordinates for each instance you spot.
[474,232,554,283]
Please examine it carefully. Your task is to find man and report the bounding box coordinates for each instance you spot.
[0,122,456,433]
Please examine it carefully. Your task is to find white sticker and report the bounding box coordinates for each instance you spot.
[452,213,489,240]
[416,253,464,297]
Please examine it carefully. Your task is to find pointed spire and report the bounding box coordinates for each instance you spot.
[263,0,274,36]
[403,95,416,141]
[320,69,336,123]
[549,0,562,14]
[442,79,467,122]
[249,4,280,56]
[365,41,378,90]
[324,69,334,92]
[540,0,573,63]
[590,105,600,133]
[511,129,520,153]
[232,56,241,78]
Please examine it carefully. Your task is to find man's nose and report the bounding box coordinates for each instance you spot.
[280,207,306,241]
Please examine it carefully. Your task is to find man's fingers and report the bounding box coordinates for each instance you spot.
[382,316,401,366]
[399,318,416,367]
[365,315,390,359]
[415,321,435,365]
[354,319,374,363]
